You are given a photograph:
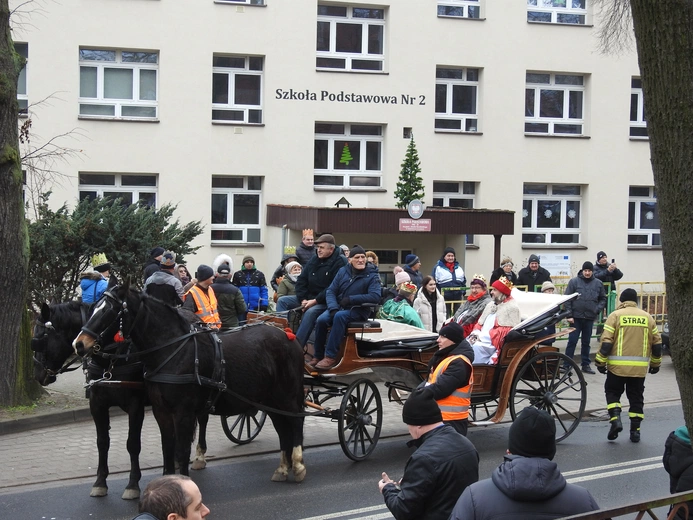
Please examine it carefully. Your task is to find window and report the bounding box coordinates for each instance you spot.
[15,43,28,115]
[527,0,586,24]
[212,55,263,124]
[314,123,383,188]
[79,49,158,119]
[437,0,480,18]
[432,181,476,243]
[628,186,659,246]
[630,77,647,138]
[217,0,264,4]
[435,67,479,132]
[211,176,262,243]
[316,4,385,72]
[522,184,581,244]
[525,72,585,135]
[79,173,157,207]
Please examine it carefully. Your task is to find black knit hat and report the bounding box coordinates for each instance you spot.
[508,407,556,460]
[349,246,366,258]
[620,288,638,303]
[405,254,420,267]
[150,246,165,258]
[196,264,214,282]
[597,251,607,261]
[582,261,594,271]
[402,388,442,426]
[438,322,464,345]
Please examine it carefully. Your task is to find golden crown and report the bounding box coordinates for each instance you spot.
[496,276,514,290]
[472,273,487,283]
[399,282,418,294]
[302,228,314,237]
[91,252,108,268]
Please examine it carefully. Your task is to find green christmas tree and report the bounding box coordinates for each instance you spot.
[339,142,354,166]
[394,137,425,209]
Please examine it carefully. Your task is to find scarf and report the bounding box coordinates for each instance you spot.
[445,261,456,272]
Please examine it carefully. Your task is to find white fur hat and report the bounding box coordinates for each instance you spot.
[213,253,233,274]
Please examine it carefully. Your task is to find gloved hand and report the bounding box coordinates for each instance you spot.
[649,366,660,374]
[597,364,607,374]
[340,297,351,308]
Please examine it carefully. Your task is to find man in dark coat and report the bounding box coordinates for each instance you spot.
[142,246,164,283]
[593,250,624,292]
[379,387,479,520]
[144,251,184,306]
[516,253,552,292]
[664,426,693,519]
[295,229,316,266]
[211,262,247,329]
[449,407,599,520]
[277,234,347,348]
[402,254,423,289]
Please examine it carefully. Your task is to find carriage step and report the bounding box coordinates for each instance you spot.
[471,420,497,426]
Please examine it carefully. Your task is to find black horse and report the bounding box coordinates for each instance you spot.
[74,285,307,482]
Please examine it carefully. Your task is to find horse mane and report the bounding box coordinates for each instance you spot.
[49,301,89,331]
[136,290,193,331]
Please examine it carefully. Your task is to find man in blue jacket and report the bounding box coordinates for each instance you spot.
[311,246,381,370]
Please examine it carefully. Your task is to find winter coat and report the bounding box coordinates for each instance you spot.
[231,267,269,311]
[425,341,475,425]
[295,242,316,266]
[142,259,160,283]
[452,292,492,338]
[211,278,247,329]
[449,455,599,520]
[664,427,693,520]
[593,261,624,291]
[80,272,108,304]
[295,248,348,304]
[326,263,381,320]
[379,298,424,329]
[403,264,424,289]
[382,425,479,520]
[413,288,446,332]
[473,298,521,364]
[489,267,518,286]
[432,260,466,301]
[144,270,184,306]
[516,266,552,292]
[277,277,296,297]
[271,254,300,290]
[564,272,607,320]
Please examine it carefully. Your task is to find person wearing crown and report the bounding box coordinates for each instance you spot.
[378,281,424,329]
[467,277,521,365]
[452,274,492,338]
[81,253,111,303]
[295,228,316,266]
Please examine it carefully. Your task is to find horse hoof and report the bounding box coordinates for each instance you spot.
[271,470,288,482]
[90,486,108,497]
[191,459,207,471]
[294,466,307,483]
[121,488,140,500]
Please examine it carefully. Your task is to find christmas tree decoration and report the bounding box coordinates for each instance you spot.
[394,137,425,209]
[339,142,353,166]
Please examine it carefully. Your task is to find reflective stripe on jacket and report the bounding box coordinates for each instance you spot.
[429,355,473,420]
[187,285,221,328]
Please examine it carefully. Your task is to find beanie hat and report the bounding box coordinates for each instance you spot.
[398,282,418,298]
[405,254,420,267]
[402,388,442,426]
[528,254,540,264]
[597,251,607,261]
[442,247,456,258]
[92,253,110,273]
[315,234,335,245]
[500,256,513,268]
[196,264,214,282]
[242,255,255,266]
[150,246,165,258]
[394,270,411,286]
[160,251,176,268]
[349,246,366,258]
[284,261,302,274]
[582,261,594,271]
[620,288,638,303]
[541,281,556,293]
[217,263,232,275]
[491,276,513,296]
[438,321,464,345]
[470,274,487,289]
[508,407,556,460]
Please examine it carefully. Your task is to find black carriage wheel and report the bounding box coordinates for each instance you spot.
[469,398,500,423]
[220,411,267,445]
[338,378,383,461]
[509,352,586,442]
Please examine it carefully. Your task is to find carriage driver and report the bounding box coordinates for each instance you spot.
[425,321,475,436]
[134,475,210,520]
[182,265,221,329]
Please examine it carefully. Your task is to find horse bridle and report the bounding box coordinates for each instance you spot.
[32,319,82,377]
[80,289,145,353]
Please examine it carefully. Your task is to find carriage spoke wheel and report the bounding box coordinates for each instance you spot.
[221,410,267,445]
[469,399,500,423]
[509,352,586,442]
[338,379,383,461]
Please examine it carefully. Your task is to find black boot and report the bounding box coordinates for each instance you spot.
[630,417,642,443]
[630,430,640,443]
[607,407,623,440]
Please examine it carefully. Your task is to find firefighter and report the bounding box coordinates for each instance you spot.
[595,288,662,443]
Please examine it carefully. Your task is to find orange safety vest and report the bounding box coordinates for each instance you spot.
[428,355,473,421]
[187,285,221,328]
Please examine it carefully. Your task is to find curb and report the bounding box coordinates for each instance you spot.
[0,406,130,436]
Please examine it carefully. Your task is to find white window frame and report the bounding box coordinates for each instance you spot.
[527,0,587,25]
[15,42,28,115]
[432,181,477,244]
[314,122,384,189]
[522,184,582,245]
[215,0,264,4]
[628,186,660,246]
[435,67,480,132]
[211,176,263,244]
[79,48,159,120]
[630,77,648,138]
[212,55,264,125]
[437,0,481,19]
[316,4,386,73]
[525,72,585,136]
[78,173,158,208]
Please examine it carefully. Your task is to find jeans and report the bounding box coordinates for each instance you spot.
[565,318,594,367]
[313,308,368,360]
[277,296,326,347]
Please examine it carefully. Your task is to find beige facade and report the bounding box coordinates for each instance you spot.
[12,0,662,285]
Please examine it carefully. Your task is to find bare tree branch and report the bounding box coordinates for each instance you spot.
[595,0,634,55]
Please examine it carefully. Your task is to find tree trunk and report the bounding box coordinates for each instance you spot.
[0,0,31,406]
[630,0,693,430]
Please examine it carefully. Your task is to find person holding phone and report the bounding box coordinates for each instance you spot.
[594,251,624,292]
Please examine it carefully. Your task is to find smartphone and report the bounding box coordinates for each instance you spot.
[612,259,615,263]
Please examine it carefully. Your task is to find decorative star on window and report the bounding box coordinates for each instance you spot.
[544,209,553,219]
[522,209,529,218]
[567,209,577,219]
[646,211,654,220]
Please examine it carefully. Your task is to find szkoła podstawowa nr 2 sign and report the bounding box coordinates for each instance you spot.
[275,88,426,105]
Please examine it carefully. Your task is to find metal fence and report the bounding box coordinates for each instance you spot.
[562,489,693,519]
